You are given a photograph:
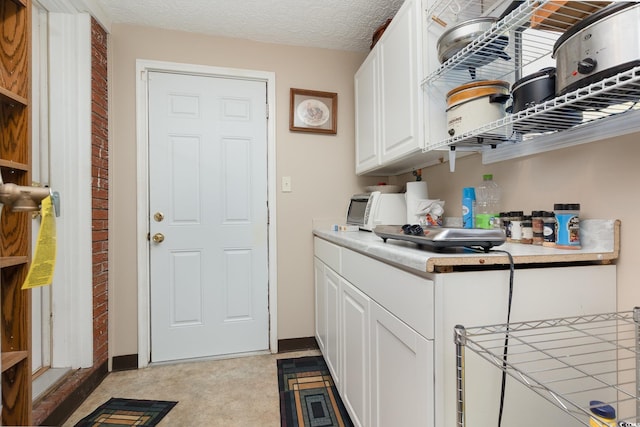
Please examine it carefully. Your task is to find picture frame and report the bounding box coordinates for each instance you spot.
[289,88,337,134]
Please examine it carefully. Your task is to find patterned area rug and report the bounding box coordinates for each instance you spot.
[278,356,353,427]
[74,397,177,426]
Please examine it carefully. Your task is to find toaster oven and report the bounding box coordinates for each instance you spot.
[346,191,406,231]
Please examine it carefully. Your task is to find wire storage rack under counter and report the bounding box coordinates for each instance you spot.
[422,0,640,156]
[454,309,640,426]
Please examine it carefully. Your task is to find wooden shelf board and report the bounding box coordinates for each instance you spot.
[0,159,29,172]
[1,351,28,372]
[531,1,611,31]
[0,86,28,107]
[0,256,28,268]
[7,0,27,7]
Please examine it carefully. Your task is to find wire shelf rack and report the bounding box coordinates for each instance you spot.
[454,309,640,426]
[421,0,639,152]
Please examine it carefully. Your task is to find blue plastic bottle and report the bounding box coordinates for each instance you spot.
[462,187,475,229]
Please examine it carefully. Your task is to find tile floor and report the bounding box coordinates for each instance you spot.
[62,349,320,427]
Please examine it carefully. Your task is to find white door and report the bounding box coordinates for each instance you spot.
[148,71,269,362]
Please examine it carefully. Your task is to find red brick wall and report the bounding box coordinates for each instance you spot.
[91,17,109,366]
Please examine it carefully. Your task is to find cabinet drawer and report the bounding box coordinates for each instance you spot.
[314,237,341,273]
[341,248,433,339]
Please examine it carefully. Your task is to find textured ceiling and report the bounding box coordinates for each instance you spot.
[93,0,406,52]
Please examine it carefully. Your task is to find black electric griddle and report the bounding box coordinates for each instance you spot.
[374,225,506,252]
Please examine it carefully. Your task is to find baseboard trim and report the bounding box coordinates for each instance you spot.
[35,360,108,427]
[112,353,139,371]
[278,337,319,353]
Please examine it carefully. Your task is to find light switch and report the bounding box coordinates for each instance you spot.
[282,176,292,193]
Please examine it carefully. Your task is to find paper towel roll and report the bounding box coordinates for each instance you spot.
[405,182,429,223]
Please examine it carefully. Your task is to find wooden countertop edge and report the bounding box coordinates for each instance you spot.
[427,219,621,273]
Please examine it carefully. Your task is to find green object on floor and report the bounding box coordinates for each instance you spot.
[74,397,177,426]
[278,356,353,427]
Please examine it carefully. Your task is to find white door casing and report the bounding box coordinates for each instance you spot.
[136,60,278,367]
[148,71,269,362]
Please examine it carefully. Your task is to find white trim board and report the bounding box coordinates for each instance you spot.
[48,12,94,368]
[135,59,278,368]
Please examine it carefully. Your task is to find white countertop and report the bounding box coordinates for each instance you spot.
[313,219,620,273]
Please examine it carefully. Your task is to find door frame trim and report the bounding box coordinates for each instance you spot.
[135,59,278,368]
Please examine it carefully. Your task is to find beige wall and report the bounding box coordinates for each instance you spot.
[401,133,639,310]
[109,24,382,357]
[111,23,635,360]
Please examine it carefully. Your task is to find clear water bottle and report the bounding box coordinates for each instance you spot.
[475,174,501,229]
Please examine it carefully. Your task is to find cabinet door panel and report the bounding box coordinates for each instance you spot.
[341,280,370,427]
[371,301,433,427]
[379,0,421,162]
[325,267,341,388]
[314,258,327,353]
[354,49,380,174]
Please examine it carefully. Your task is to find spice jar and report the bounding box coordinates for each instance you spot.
[510,211,523,243]
[531,210,544,245]
[554,203,581,249]
[501,212,513,240]
[521,215,533,244]
[542,211,556,247]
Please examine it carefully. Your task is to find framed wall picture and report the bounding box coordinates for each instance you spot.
[289,88,337,134]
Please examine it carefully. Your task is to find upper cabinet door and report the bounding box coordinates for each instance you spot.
[354,48,380,174]
[378,0,423,164]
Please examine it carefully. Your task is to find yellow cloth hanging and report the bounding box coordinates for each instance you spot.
[22,196,56,289]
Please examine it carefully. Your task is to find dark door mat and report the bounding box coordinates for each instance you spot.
[277,356,353,427]
[74,397,177,426]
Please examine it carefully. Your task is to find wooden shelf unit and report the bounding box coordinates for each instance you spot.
[0,0,33,424]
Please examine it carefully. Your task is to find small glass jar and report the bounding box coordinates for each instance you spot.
[542,211,556,247]
[531,210,544,246]
[510,211,523,243]
[502,212,513,240]
[521,215,533,244]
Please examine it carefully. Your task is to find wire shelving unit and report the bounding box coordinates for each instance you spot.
[422,0,639,153]
[454,309,640,426]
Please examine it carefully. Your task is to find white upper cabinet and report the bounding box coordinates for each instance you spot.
[356,0,640,174]
[355,0,424,176]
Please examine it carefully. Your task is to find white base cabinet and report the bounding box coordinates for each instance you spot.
[314,236,617,426]
[314,237,434,427]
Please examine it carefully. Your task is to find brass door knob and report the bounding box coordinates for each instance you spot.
[154,212,164,222]
[152,233,165,243]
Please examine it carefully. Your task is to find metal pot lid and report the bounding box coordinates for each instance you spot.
[437,16,498,44]
[446,79,510,108]
[511,67,556,91]
[552,2,638,55]
[437,17,498,62]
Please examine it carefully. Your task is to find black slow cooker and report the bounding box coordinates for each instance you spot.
[509,67,582,134]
